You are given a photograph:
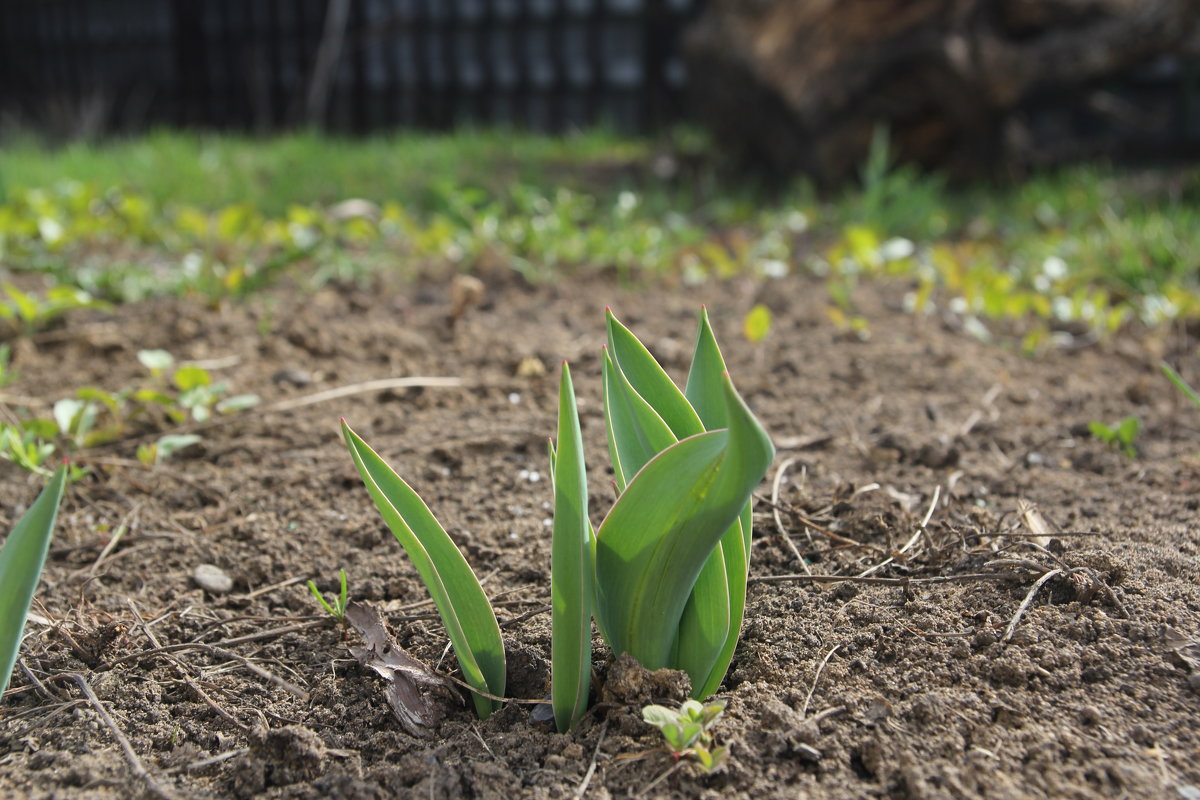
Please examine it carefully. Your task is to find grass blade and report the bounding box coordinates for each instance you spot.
[551,363,592,732]
[594,375,774,671]
[0,463,68,699]
[341,421,505,718]
[1163,362,1200,409]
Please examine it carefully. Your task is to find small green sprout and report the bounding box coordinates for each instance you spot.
[308,569,349,622]
[642,699,730,773]
[341,308,773,729]
[0,463,69,700]
[1088,415,1141,458]
[0,343,16,387]
[1163,362,1200,411]
[743,304,772,343]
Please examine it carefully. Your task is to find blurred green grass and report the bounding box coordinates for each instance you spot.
[1,129,1198,344]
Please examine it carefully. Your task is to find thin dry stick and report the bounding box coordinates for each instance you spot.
[87,504,141,576]
[638,761,683,799]
[857,485,940,579]
[574,722,609,800]
[750,571,1021,587]
[203,645,308,700]
[108,620,329,666]
[1001,568,1063,645]
[771,457,811,574]
[266,376,463,412]
[67,673,180,800]
[241,575,308,600]
[801,644,842,718]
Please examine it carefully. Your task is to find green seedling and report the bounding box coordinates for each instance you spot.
[0,344,16,387]
[342,309,773,731]
[743,304,772,343]
[1163,362,1200,411]
[0,423,57,476]
[0,463,69,700]
[1088,415,1141,458]
[642,699,730,773]
[0,283,108,335]
[0,350,257,478]
[136,350,259,423]
[308,569,349,622]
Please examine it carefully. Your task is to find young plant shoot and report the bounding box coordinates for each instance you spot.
[0,463,69,700]
[341,422,506,719]
[341,309,773,732]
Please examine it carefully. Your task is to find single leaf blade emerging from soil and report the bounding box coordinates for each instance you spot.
[0,463,68,700]
[341,422,505,718]
[551,363,592,732]
[684,308,754,699]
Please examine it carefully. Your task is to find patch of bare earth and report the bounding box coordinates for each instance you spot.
[1,273,1198,799]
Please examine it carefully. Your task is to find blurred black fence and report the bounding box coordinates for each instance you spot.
[0,0,699,136]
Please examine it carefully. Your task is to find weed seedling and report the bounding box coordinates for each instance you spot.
[1088,415,1141,458]
[308,569,349,622]
[642,699,730,773]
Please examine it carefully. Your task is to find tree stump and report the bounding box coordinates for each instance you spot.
[684,0,1200,182]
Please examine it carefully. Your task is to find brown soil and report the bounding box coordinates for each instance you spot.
[1,273,1198,799]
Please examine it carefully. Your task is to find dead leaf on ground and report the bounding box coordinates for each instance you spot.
[345,602,460,736]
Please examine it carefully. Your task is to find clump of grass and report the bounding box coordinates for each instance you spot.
[307,569,349,623]
[341,308,774,729]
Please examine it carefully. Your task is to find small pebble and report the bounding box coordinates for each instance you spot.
[272,367,312,388]
[193,564,234,594]
[793,743,822,763]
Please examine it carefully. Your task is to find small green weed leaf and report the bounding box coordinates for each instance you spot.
[137,349,174,373]
[0,463,68,699]
[342,421,505,718]
[742,304,772,343]
[699,699,726,728]
[1087,420,1114,442]
[2,283,38,325]
[1115,415,1141,444]
[550,363,592,733]
[173,365,212,392]
[52,399,85,437]
[641,705,678,729]
[154,433,202,462]
[216,394,260,413]
[694,744,729,773]
[76,386,123,417]
[661,723,688,753]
